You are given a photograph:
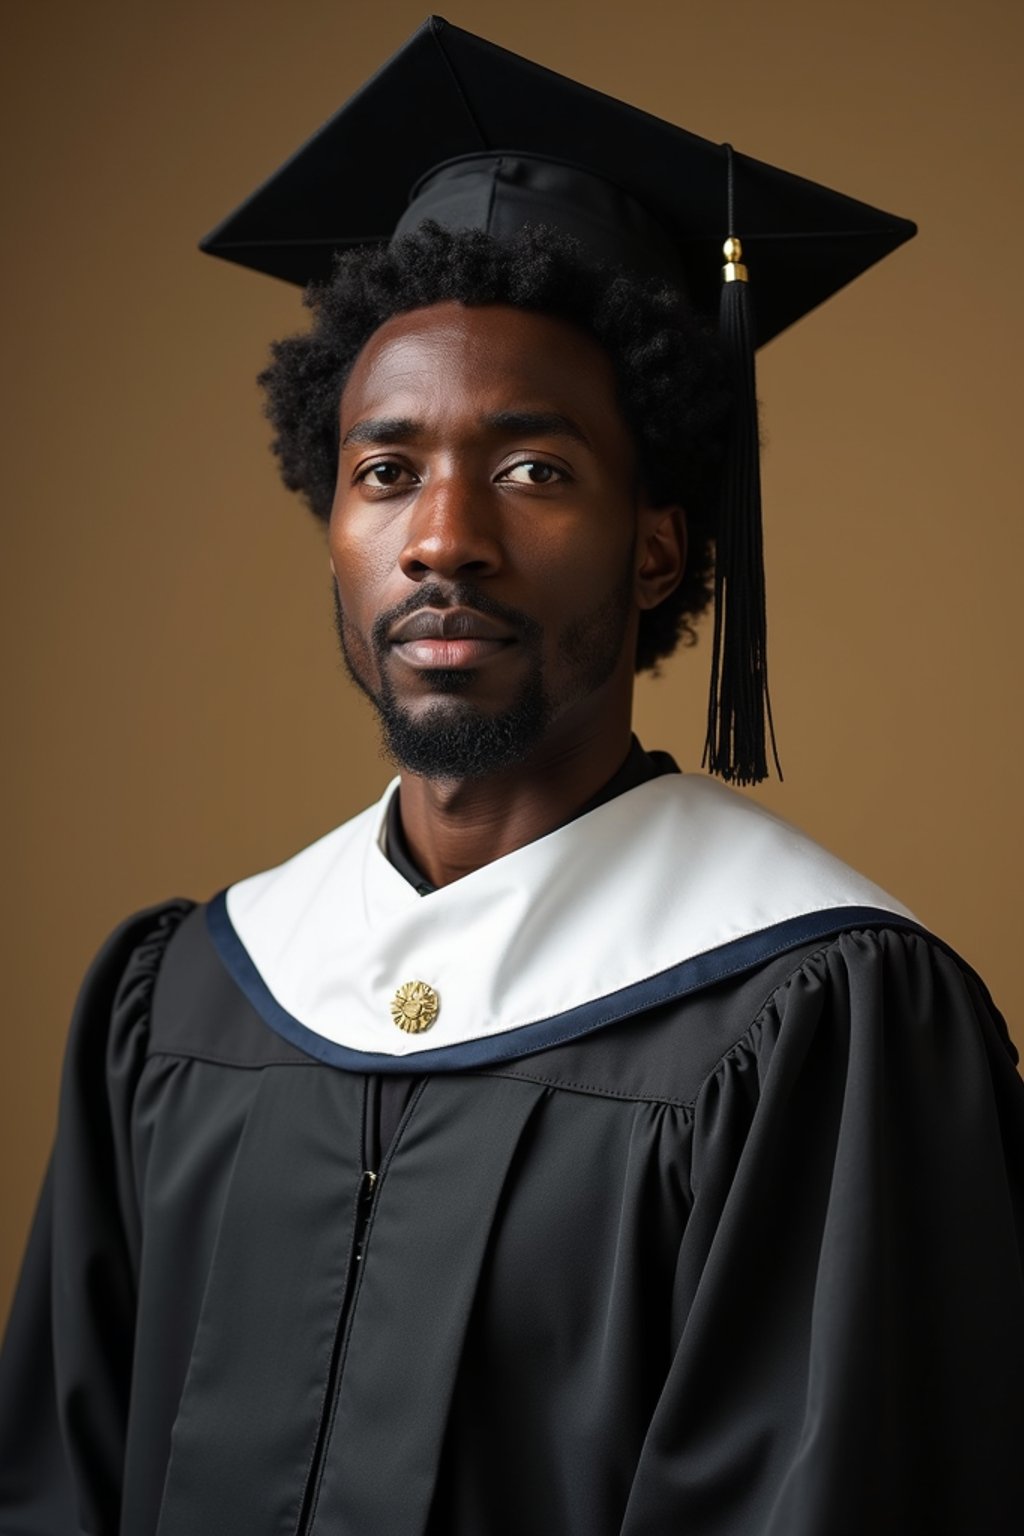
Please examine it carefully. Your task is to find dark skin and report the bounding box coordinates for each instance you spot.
[330,302,686,888]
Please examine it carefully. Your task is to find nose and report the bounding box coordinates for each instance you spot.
[398,473,502,582]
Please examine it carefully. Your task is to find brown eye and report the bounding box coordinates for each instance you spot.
[358,461,412,489]
[502,461,564,485]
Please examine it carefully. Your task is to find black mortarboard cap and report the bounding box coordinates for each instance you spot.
[202,15,916,783]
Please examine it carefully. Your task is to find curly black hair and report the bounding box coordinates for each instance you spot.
[258,222,732,671]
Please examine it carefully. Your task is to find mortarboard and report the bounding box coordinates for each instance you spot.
[201,15,916,783]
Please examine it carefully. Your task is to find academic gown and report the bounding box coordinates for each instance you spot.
[2,760,1024,1536]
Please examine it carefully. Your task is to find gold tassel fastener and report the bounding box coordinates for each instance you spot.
[722,236,748,283]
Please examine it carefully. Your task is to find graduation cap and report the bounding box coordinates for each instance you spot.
[201,15,916,784]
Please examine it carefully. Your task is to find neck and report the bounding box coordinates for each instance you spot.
[397,715,635,888]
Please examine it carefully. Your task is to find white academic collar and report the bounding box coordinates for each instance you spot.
[207,772,918,1073]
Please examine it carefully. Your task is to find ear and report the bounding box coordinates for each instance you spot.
[634,503,687,612]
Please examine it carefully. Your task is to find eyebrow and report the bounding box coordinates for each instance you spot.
[340,417,419,449]
[340,410,592,451]
[482,411,591,448]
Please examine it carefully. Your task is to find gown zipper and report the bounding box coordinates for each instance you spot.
[294,1078,382,1536]
[295,1163,378,1535]
[295,1074,421,1533]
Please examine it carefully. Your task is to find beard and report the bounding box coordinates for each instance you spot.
[333,569,633,781]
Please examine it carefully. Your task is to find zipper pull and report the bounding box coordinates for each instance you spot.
[354,1169,377,1263]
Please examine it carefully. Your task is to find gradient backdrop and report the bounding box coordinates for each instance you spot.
[2,0,1021,1325]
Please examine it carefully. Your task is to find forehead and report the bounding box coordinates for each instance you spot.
[339,302,622,427]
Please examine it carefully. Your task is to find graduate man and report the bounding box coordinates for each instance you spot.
[2,17,1023,1536]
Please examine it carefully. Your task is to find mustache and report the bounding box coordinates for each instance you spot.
[369,582,542,655]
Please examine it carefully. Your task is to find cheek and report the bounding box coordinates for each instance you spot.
[529,506,635,598]
[329,503,398,618]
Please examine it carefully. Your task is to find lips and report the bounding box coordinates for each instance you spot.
[388,607,516,669]
[388,608,514,644]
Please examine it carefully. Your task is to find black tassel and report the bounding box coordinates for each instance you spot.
[702,147,781,786]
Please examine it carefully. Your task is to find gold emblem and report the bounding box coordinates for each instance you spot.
[390,980,440,1033]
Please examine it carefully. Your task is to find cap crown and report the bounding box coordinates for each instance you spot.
[200,14,916,346]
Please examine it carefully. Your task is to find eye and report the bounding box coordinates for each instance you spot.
[500,460,566,486]
[355,460,416,490]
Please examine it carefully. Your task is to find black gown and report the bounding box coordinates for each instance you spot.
[3,769,1024,1534]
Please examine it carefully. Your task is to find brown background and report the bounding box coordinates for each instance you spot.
[2,0,1021,1328]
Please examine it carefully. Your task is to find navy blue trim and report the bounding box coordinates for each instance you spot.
[205,890,932,1075]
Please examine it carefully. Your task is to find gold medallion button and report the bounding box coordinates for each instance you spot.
[390,980,440,1033]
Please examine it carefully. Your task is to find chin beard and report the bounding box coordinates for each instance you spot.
[331,572,631,781]
[374,672,549,780]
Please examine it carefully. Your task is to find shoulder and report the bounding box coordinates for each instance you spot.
[645,781,1018,1069]
[760,923,1017,1063]
[64,893,314,1089]
[680,925,1021,1137]
[148,899,314,1067]
[57,899,197,1126]
[68,899,195,1052]
[80,898,195,995]
[57,794,392,1079]
[497,924,1018,1109]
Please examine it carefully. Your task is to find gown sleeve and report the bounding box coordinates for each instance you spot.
[622,927,1024,1536]
[0,900,193,1536]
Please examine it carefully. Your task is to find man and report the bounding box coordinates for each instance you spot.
[2,16,1023,1536]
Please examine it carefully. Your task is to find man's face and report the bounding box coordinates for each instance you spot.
[329,302,682,779]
